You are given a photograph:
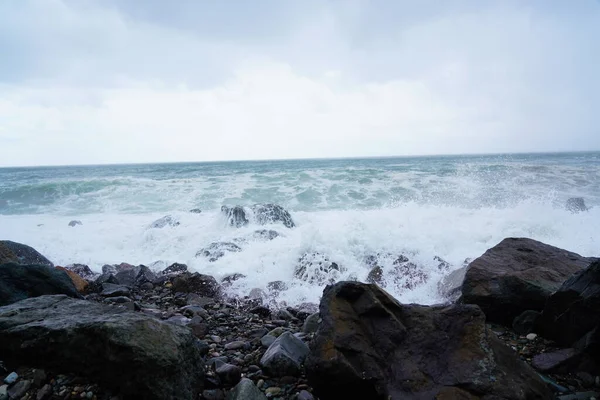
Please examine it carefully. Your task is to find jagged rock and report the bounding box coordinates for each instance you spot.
[226,378,266,400]
[215,363,242,385]
[260,332,309,377]
[392,262,428,291]
[267,281,288,292]
[459,238,592,325]
[68,220,82,227]
[513,310,541,335]
[566,197,589,213]
[537,260,600,352]
[366,266,384,285]
[306,281,552,399]
[55,266,88,293]
[64,264,98,280]
[253,229,280,240]
[221,206,248,228]
[114,265,156,287]
[0,241,53,267]
[189,208,202,214]
[0,295,205,400]
[196,242,242,262]
[172,272,220,298]
[438,266,467,302]
[251,204,295,228]
[0,263,80,306]
[102,264,118,274]
[294,253,342,285]
[222,273,247,286]
[149,215,180,229]
[162,263,188,275]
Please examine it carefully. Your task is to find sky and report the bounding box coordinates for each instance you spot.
[0,0,599,167]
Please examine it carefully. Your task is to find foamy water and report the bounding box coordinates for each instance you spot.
[1,153,599,305]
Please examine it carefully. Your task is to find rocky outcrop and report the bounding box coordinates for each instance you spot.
[537,261,600,351]
[149,215,180,229]
[566,197,588,213]
[0,263,80,306]
[306,281,552,399]
[0,241,54,267]
[222,206,249,228]
[251,204,295,228]
[0,295,205,400]
[294,253,343,285]
[197,242,242,262]
[459,238,592,325]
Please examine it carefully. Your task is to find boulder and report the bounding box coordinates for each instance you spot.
[0,241,53,267]
[0,263,80,306]
[149,215,180,229]
[0,295,205,400]
[162,263,188,275]
[566,198,588,213]
[537,260,600,349]
[294,252,343,285]
[251,204,295,228]
[64,263,98,280]
[55,266,88,293]
[114,265,156,287]
[196,242,242,262]
[221,206,248,228]
[459,238,592,325]
[253,229,279,241]
[189,208,202,214]
[226,378,266,400]
[172,272,220,298]
[306,281,552,400]
[438,265,467,302]
[68,220,82,227]
[260,332,309,377]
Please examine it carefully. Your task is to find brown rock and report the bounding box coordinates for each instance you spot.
[56,266,89,293]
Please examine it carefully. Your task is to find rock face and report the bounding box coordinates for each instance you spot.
[0,241,54,267]
[306,281,552,400]
[222,206,249,228]
[251,204,295,228]
[566,197,588,213]
[537,261,600,350]
[149,215,180,229]
[197,242,242,262]
[0,295,205,400]
[0,263,80,306]
[459,238,592,325]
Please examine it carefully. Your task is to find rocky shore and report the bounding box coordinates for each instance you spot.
[1,231,600,399]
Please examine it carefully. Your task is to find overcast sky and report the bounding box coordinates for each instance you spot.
[0,0,599,166]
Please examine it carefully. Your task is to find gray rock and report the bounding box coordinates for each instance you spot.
[36,384,52,400]
[532,348,580,373]
[297,390,314,400]
[226,378,267,400]
[260,331,309,377]
[189,316,208,338]
[0,295,205,400]
[171,272,220,298]
[114,265,156,287]
[161,263,188,275]
[0,263,80,306]
[566,197,589,213]
[100,283,130,298]
[437,265,467,301]
[7,380,31,399]
[3,372,17,384]
[189,208,202,214]
[216,363,242,385]
[64,264,97,280]
[68,220,82,227]
[303,313,320,334]
[0,385,6,400]
[196,242,242,262]
[251,204,295,228]
[0,241,53,267]
[203,389,225,400]
[105,296,132,304]
[225,341,247,350]
[260,334,276,349]
[221,206,249,228]
[149,215,180,229]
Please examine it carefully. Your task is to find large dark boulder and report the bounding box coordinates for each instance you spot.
[114,264,156,287]
[0,263,80,306]
[459,238,592,325]
[172,272,221,298]
[0,240,54,267]
[306,281,552,400]
[0,295,205,400]
[251,204,295,228]
[537,261,600,349]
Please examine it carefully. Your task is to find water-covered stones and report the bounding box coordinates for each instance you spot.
[459,237,593,325]
[306,281,552,399]
[149,215,180,229]
[222,206,249,228]
[250,204,295,228]
[294,252,343,285]
[197,242,242,262]
[0,295,205,400]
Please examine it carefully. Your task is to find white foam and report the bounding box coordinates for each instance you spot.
[1,201,598,306]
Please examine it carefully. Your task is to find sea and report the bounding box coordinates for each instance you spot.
[1,152,599,306]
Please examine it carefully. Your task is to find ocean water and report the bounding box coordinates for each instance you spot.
[1,152,599,306]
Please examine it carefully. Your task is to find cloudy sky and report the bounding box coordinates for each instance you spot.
[0,0,599,166]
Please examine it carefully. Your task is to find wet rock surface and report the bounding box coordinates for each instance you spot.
[149,215,180,228]
[198,242,242,262]
[0,241,54,267]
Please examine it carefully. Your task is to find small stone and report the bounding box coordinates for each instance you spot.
[261,335,277,349]
[265,386,282,396]
[215,363,242,385]
[224,341,247,350]
[526,333,538,341]
[297,390,314,400]
[7,380,32,399]
[227,378,267,400]
[3,372,18,385]
[257,379,265,389]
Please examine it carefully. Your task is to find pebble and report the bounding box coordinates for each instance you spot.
[297,390,315,400]
[265,386,282,396]
[526,333,538,341]
[224,341,247,350]
[257,379,265,389]
[0,385,7,400]
[3,372,18,385]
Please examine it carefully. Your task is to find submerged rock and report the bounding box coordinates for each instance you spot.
[221,206,249,228]
[306,281,552,399]
[251,204,295,228]
[189,208,202,214]
[196,242,242,262]
[0,263,80,306]
[294,252,343,285]
[366,266,385,285]
[391,261,428,291]
[0,295,205,400]
[149,215,180,229]
[459,237,592,325]
[68,220,82,227]
[566,197,589,213]
[252,229,280,241]
[0,241,54,267]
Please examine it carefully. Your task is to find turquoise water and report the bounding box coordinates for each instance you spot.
[1,152,599,305]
